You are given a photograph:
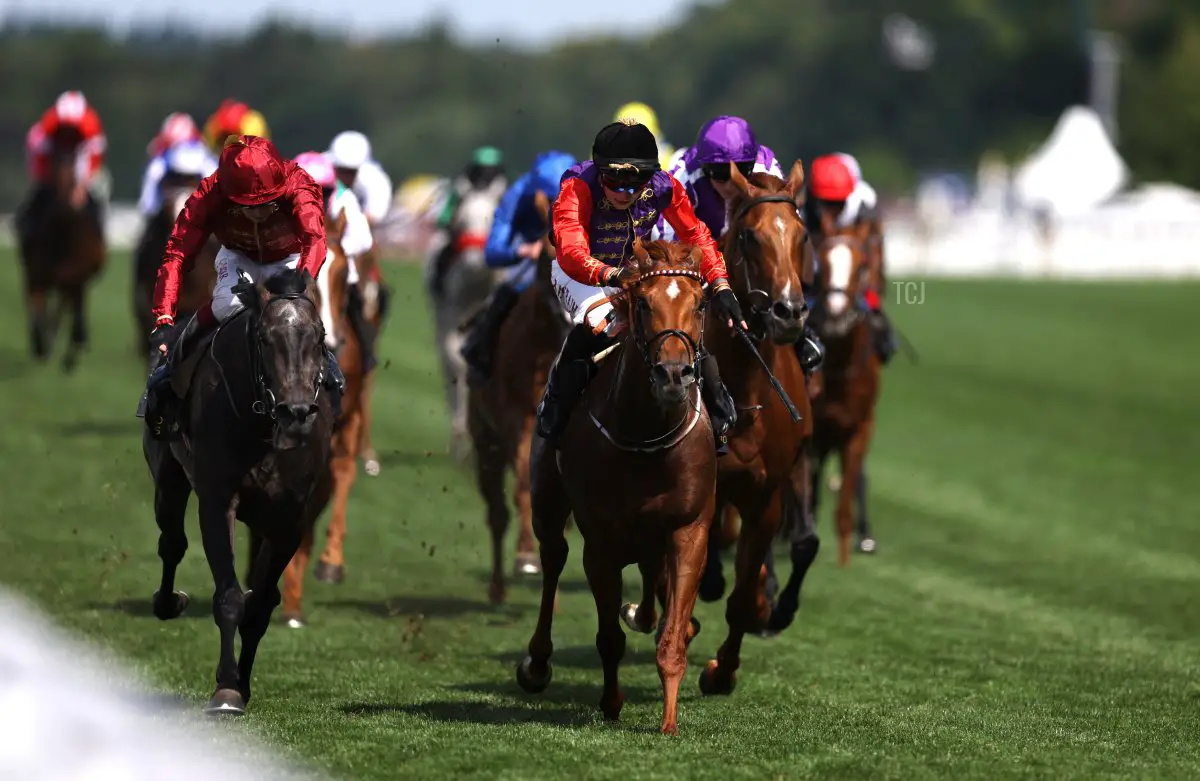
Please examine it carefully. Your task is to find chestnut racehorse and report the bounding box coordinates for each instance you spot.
[133,181,218,365]
[353,243,387,478]
[277,210,369,626]
[696,163,820,697]
[17,130,107,372]
[467,190,570,603]
[807,212,881,566]
[517,240,717,736]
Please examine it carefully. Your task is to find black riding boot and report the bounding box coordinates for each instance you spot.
[136,315,206,438]
[868,307,897,365]
[796,326,826,375]
[325,349,346,418]
[345,284,378,374]
[535,323,609,446]
[461,281,521,385]
[700,353,737,456]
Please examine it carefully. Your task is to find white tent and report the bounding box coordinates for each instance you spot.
[1014,105,1128,218]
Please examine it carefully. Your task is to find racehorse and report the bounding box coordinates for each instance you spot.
[133,180,218,364]
[466,190,569,603]
[516,239,717,736]
[807,212,881,566]
[17,128,107,372]
[143,268,335,715]
[695,163,819,696]
[279,211,367,624]
[428,182,505,461]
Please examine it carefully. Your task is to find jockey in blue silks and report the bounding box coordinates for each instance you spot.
[460,150,576,384]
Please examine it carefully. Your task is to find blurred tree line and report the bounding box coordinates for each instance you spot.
[0,0,1190,211]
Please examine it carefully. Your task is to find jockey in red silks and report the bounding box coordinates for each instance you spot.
[804,153,897,365]
[17,90,107,243]
[535,119,746,454]
[137,135,345,432]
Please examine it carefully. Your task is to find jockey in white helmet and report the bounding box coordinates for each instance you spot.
[326,131,393,226]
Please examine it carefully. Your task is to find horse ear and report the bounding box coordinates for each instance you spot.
[728,161,753,197]
[632,238,651,267]
[785,160,805,200]
[818,206,837,240]
[687,244,704,269]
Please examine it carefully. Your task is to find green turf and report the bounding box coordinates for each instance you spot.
[1,251,1198,780]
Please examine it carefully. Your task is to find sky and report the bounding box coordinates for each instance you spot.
[1,0,706,45]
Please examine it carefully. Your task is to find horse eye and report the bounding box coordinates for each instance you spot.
[741,229,756,246]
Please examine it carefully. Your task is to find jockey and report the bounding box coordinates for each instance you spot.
[536,119,745,453]
[613,101,675,171]
[664,115,824,376]
[202,99,270,153]
[427,146,506,296]
[137,138,217,218]
[294,150,379,374]
[146,112,201,159]
[137,136,344,433]
[459,149,577,384]
[16,90,107,244]
[326,130,395,322]
[804,153,897,364]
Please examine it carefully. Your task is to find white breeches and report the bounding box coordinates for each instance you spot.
[550,258,621,333]
[211,246,301,322]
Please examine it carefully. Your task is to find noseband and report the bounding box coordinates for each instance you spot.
[625,268,706,375]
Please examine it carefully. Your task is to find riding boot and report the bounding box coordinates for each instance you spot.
[137,315,207,438]
[345,284,378,374]
[535,323,609,446]
[796,326,826,375]
[428,237,455,298]
[461,281,521,385]
[867,307,898,366]
[699,353,737,456]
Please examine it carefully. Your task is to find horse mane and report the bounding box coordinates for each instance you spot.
[262,268,310,297]
[633,239,700,277]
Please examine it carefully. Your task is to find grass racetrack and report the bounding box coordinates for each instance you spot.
[1,248,1198,780]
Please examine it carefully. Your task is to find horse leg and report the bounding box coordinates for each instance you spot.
[198,493,247,715]
[516,437,570,694]
[316,410,361,584]
[584,544,626,721]
[766,453,821,632]
[856,468,876,553]
[281,522,314,627]
[473,417,510,604]
[62,284,86,373]
[698,499,728,603]
[151,451,192,620]
[700,489,781,696]
[621,551,662,635]
[659,507,713,735]
[237,524,301,705]
[838,422,874,566]
[511,417,539,577]
[26,285,50,361]
[360,371,381,476]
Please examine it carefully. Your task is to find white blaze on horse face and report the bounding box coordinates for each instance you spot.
[826,244,853,315]
[775,215,787,245]
[665,279,681,301]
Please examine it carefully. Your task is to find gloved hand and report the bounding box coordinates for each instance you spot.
[710,284,747,331]
[149,324,173,360]
[605,265,636,288]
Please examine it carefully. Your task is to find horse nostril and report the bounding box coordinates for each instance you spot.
[680,364,696,383]
[651,363,675,387]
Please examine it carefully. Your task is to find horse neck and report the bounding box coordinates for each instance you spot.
[601,333,692,438]
[820,319,871,389]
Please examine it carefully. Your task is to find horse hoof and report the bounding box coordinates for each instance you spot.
[515,657,552,694]
[283,613,307,629]
[513,553,541,577]
[151,590,189,621]
[858,537,877,554]
[364,458,381,477]
[698,660,736,696]
[204,688,246,716]
[620,603,652,634]
[313,561,344,584]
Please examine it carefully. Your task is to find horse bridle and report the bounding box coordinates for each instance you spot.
[728,194,807,337]
[810,234,870,319]
[248,292,326,420]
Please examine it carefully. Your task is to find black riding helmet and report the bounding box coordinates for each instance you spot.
[593,119,660,186]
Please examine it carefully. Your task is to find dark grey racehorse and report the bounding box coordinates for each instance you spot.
[142,269,335,715]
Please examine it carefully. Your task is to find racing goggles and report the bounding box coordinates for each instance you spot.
[702,161,755,182]
[600,171,653,194]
